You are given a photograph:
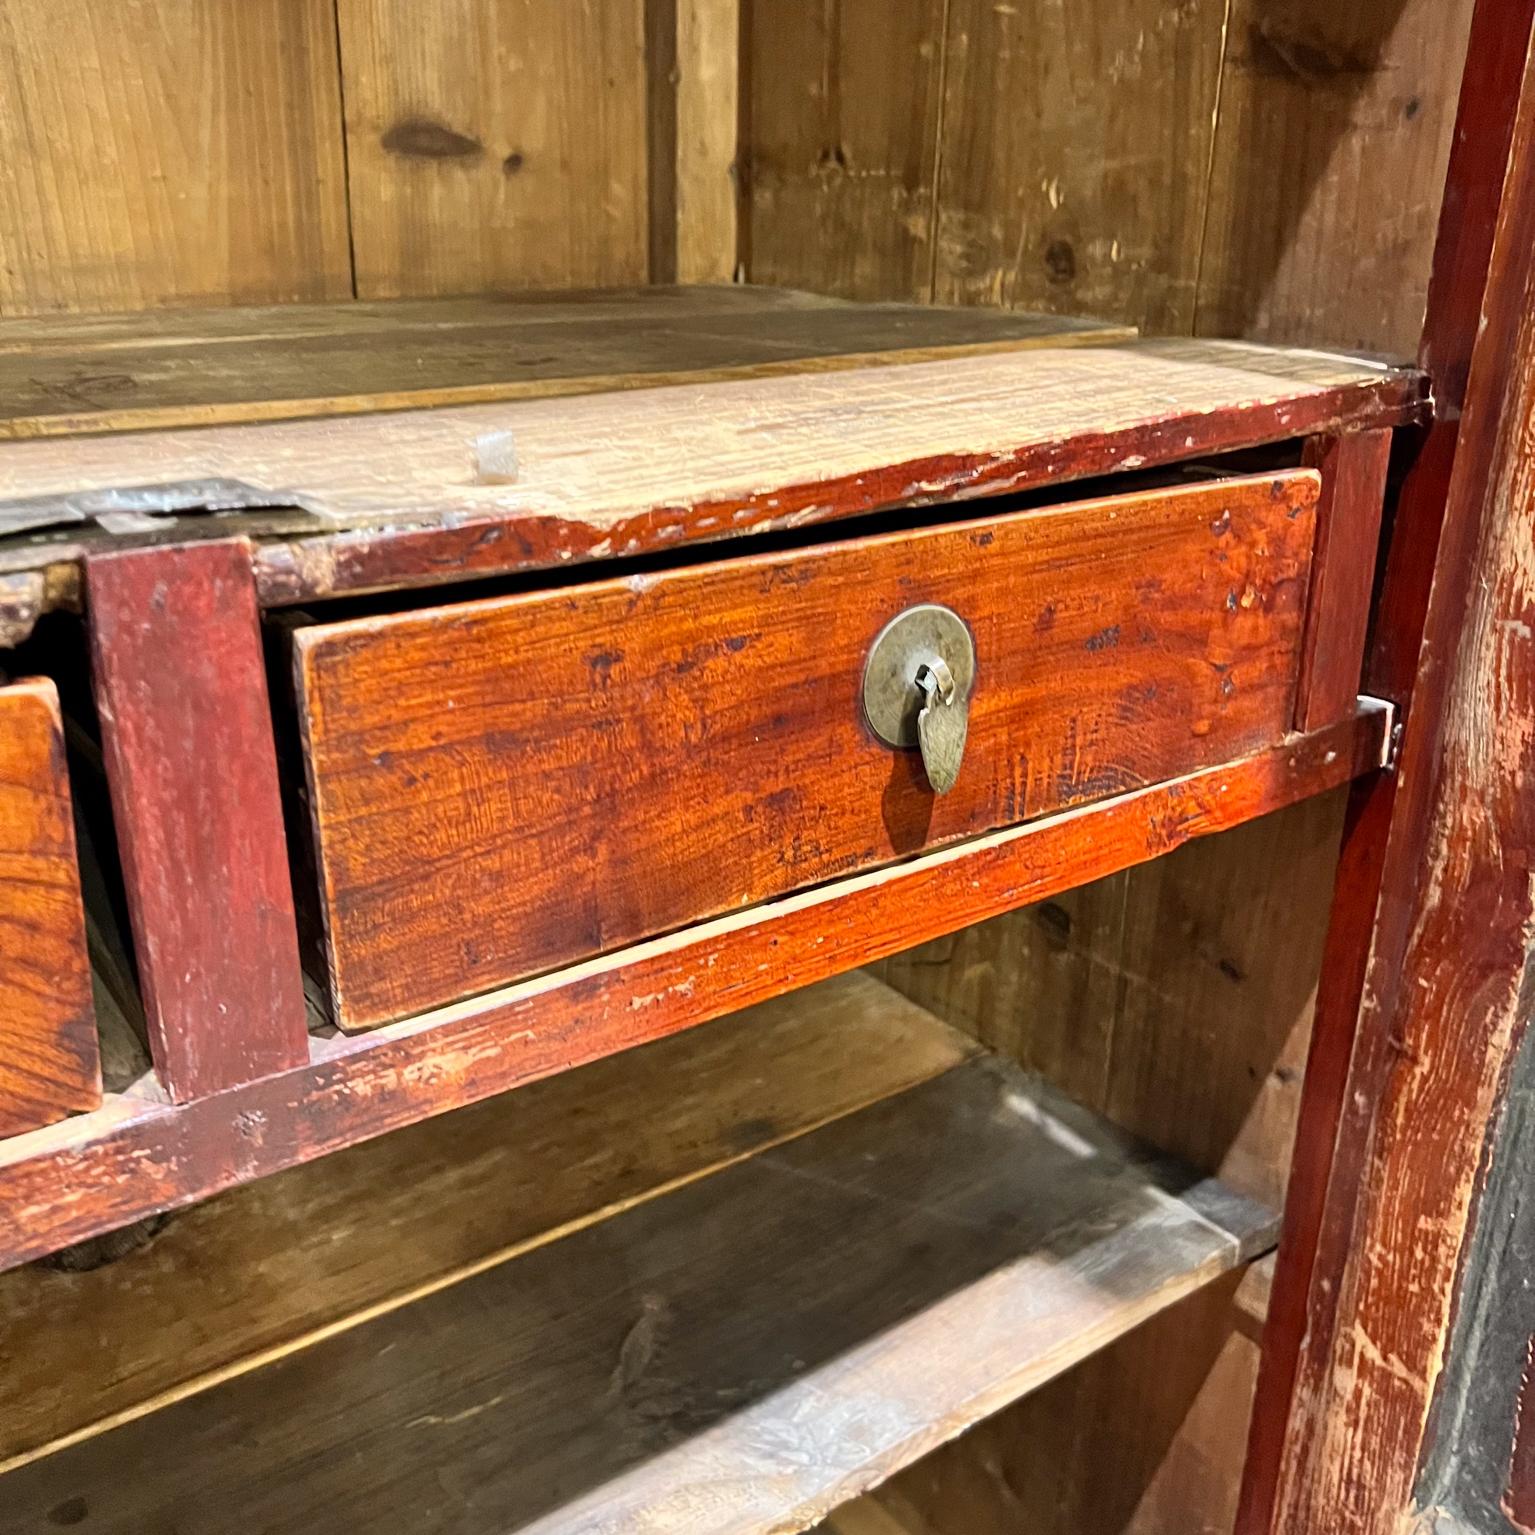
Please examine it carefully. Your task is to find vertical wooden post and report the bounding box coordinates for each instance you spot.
[1294,428,1393,732]
[1241,9,1535,1532]
[647,0,740,284]
[87,540,309,1102]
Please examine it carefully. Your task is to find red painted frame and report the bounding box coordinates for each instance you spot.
[1239,7,1535,1532]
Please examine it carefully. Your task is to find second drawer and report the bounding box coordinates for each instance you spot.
[290,471,1318,1030]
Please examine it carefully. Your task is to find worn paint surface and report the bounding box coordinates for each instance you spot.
[86,541,310,1101]
[1263,24,1535,1533]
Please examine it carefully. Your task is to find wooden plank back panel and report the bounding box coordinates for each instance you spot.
[294,472,1319,1030]
[0,680,98,1137]
[743,0,948,301]
[335,0,649,299]
[0,0,351,316]
[1194,0,1475,355]
[933,0,1228,332]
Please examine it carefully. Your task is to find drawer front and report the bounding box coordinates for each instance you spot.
[295,472,1318,1030]
[0,679,99,1135]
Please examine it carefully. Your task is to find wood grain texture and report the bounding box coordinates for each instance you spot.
[1262,25,1535,1535]
[0,705,1388,1274]
[1240,7,1535,1528]
[335,0,648,298]
[86,542,308,1101]
[0,1030,1276,1535]
[648,0,740,283]
[0,337,1415,611]
[1195,0,1475,354]
[848,1269,1261,1535]
[0,0,350,316]
[743,0,947,300]
[0,972,975,1469]
[882,784,1348,1208]
[0,680,97,1137]
[0,288,1124,440]
[1295,429,1393,730]
[933,0,1226,332]
[296,473,1318,1029]
[864,786,1348,1534]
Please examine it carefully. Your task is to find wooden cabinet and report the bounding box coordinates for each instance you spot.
[0,285,1415,1530]
[0,280,1419,1530]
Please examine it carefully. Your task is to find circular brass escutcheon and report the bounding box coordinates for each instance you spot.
[861,603,976,749]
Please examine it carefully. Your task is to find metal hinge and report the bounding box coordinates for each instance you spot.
[1361,693,1403,771]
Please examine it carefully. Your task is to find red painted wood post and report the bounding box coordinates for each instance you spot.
[87,539,309,1101]
[1294,428,1393,731]
[1240,8,1535,1532]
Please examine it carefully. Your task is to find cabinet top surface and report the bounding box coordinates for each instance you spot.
[0,285,1422,616]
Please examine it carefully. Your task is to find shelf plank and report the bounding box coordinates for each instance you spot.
[0,287,1125,441]
[0,982,1276,1535]
[0,320,1422,614]
[0,704,1388,1274]
[0,972,976,1470]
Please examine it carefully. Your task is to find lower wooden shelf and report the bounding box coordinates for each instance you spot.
[0,972,1276,1535]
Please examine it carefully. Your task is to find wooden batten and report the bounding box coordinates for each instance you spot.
[85,541,309,1102]
[1294,429,1394,731]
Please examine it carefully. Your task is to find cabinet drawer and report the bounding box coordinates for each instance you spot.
[292,472,1319,1030]
[0,679,99,1135]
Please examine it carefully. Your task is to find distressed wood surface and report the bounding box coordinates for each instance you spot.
[0,972,975,1469]
[744,0,947,301]
[0,337,1421,619]
[1294,429,1393,730]
[0,1017,1276,1535]
[0,705,1387,1274]
[866,786,1348,1534]
[850,1269,1263,1535]
[296,472,1318,1029]
[734,4,1471,1530]
[335,0,649,298]
[1408,1028,1535,1531]
[86,542,309,1101]
[1195,0,1475,355]
[1260,21,1535,1534]
[0,680,97,1138]
[933,0,1227,333]
[0,288,1124,440]
[0,0,351,316]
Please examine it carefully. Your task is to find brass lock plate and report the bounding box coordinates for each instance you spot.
[862,603,976,751]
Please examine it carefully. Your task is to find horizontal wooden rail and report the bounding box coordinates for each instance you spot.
[0,701,1391,1273]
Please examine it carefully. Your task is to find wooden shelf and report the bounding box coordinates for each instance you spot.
[0,286,1424,633]
[0,703,1389,1273]
[0,971,1276,1535]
